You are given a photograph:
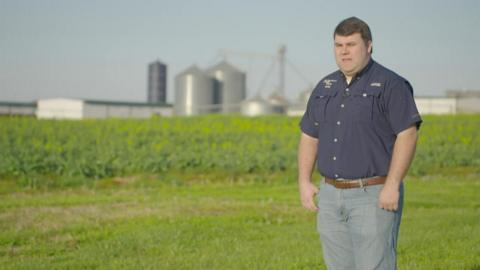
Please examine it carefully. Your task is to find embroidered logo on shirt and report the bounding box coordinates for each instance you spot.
[323,79,337,89]
[370,82,382,87]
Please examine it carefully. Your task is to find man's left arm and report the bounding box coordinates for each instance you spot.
[379,125,418,211]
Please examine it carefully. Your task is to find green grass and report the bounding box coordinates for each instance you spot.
[0,172,479,269]
[0,115,479,268]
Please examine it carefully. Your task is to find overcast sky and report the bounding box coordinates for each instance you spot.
[1,0,479,103]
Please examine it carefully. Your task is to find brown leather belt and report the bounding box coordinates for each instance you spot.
[325,176,386,189]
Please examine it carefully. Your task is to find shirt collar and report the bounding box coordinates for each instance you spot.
[356,58,374,78]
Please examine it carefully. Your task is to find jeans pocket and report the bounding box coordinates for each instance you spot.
[363,184,384,199]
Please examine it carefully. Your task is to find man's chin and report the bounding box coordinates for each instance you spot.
[340,69,355,77]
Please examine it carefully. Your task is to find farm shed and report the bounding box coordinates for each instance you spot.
[0,101,36,116]
[414,97,457,115]
[36,98,173,119]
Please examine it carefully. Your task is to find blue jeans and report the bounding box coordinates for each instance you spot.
[317,180,404,270]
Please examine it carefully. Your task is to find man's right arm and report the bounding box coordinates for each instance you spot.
[298,132,319,211]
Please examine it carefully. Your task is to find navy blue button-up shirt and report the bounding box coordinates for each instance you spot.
[300,59,422,179]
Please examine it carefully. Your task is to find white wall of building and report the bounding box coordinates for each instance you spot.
[415,97,457,115]
[82,104,107,119]
[457,97,480,113]
[36,98,173,119]
[83,103,173,118]
[36,98,84,119]
[0,103,36,116]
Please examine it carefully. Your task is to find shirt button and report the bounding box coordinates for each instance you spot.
[345,88,349,92]
[363,93,367,97]
[337,121,341,125]
[341,104,345,108]
[314,122,319,126]
[334,174,339,178]
[333,156,337,160]
[334,138,338,142]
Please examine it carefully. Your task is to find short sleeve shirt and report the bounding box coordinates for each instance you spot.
[300,59,422,179]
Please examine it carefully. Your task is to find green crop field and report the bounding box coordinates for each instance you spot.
[0,115,479,184]
[0,115,479,269]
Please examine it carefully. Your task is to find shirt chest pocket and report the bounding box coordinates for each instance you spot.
[312,90,337,122]
[351,88,381,121]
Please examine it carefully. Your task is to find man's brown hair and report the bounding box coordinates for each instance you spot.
[334,17,372,46]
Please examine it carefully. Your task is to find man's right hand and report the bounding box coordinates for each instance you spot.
[299,181,319,212]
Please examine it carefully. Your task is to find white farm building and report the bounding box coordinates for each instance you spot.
[36,98,173,119]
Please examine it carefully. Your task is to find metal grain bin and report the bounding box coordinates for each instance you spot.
[240,95,274,116]
[175,65,216,116]
[147,60,167,103]
[206,61,246,113]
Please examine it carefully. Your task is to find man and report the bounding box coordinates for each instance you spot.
[298,17,422,270]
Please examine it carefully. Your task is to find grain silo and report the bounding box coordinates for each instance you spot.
[241,95,273,116]
[147,60,167,103]
[206,61,246,113]
[175,65,216,115]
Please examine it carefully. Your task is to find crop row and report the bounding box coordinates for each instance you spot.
[0,115,478,180]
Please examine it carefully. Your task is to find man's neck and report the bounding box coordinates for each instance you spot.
[344,57,371,85]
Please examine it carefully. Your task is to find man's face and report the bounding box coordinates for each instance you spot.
[334,33,372,78]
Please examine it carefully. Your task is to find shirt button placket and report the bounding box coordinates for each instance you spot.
[332,86,349,179]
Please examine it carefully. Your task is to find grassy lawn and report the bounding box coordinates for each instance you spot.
[0,172,479,270]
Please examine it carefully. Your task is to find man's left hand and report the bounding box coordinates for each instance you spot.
[378,184,400,211]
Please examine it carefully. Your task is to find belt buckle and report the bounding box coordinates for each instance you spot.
[358,178,366,188]
[334,178,344,188]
